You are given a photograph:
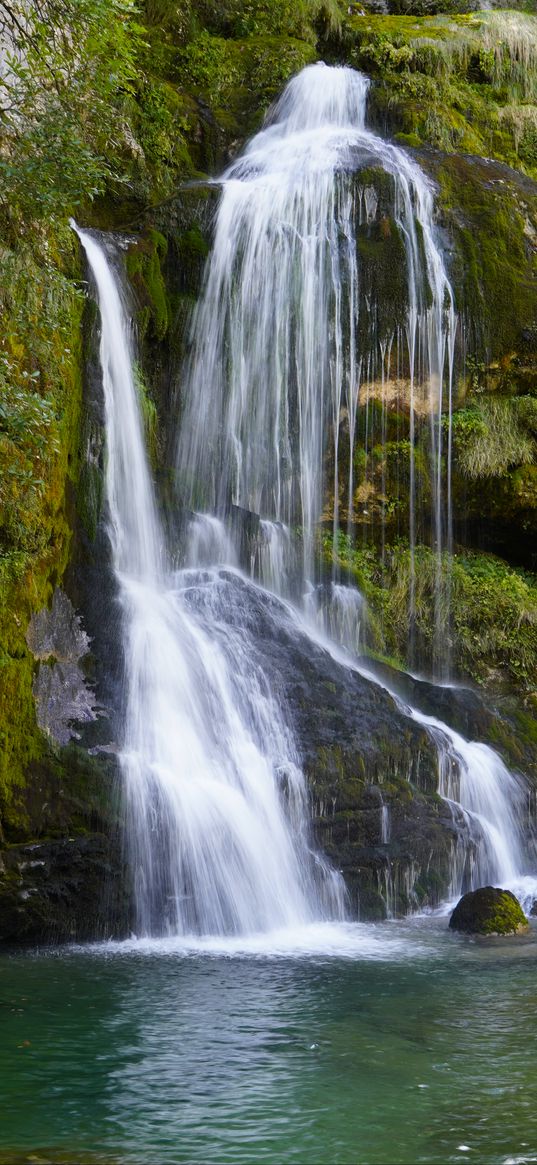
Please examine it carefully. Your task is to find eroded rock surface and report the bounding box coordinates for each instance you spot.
[26,590,99,748]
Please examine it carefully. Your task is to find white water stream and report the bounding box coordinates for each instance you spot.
[74,225,345,937]
[74,63,536,935]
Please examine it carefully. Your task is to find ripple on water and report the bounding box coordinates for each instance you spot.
[2,916,537,1165]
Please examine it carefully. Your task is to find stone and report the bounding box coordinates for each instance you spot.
[26,589,99,747]
[0,835,132,946]
[449,886,529,935]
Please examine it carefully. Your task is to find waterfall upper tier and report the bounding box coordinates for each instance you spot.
[177,61,456,592]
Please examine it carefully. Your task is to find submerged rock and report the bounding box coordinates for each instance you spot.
[449,886,529,936]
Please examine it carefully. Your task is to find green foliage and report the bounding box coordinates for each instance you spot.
[126,81,195,199]
[339,9,537,177]
[186,0,341,40]
[144,0,194,43]
[0,238,83,551]
[453,397,537,478]
[177,30,316,135]
[178,31,243,106]
[326,532,537,691]
[0,0,144,221]
[0,227,84,817]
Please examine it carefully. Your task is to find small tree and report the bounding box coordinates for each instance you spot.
[0,0,142,220]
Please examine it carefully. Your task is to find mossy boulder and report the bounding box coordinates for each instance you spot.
[449,885,529,934]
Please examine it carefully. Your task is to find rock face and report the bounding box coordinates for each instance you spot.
[182,570,456,920]
[26,589,100,748]
[449,886,529,935]
[0,834,132,946]
[0,739,131,946]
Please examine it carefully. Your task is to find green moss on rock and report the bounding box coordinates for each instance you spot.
[336,9,537,179]
[0,227,86,825]
[449,885,529,934]
[431,153,537,360]
[127,228,170,340]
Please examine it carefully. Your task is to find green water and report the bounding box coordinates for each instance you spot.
[1,918,536,1165]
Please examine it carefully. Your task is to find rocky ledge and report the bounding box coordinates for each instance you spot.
[0,834,131,947]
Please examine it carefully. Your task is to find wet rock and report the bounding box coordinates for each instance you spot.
[0,834,132,946]
[183,571,456,918]
[26,589,100,747]
[361,658,493,741]
[449,886,529,935]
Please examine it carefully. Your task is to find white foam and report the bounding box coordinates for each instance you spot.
[82,921,431,962]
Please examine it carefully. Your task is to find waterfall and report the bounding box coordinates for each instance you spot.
[177,61,457,641]
[73,62,535,932]
[413,712,530,898]
[305,582,364,656]
[304,624,536,911]
[73,225,345,937]
[175,60,534,908]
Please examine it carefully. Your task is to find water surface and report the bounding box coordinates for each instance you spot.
[1,918,536,1165]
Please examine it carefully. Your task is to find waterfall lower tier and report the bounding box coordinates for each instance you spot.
[121,570,345,935]
[350,653,536,911]
[75,226,345,937]
[174,498,536,909]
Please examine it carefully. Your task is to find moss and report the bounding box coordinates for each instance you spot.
[432,153,537,359]
[0,224,86,827]
[130,80,197,198]
[127,228,170,341]
[176,226,211,297]
[448,406,537,567]
[324,531,537,693]
[449,885,529,934]
[187,0,342,44]
[77,459,104,543]
[394,130,422,148]
[333,10,537,178]
[134,361,159,468]
[175,30,316,149]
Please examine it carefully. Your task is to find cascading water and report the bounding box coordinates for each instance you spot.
[401,704,532,903]
[73,225,346,937]
[175,62,534,913]
[74,64,535,934]
[177,61,457,637]
[305,620,537,912]
[305,582,365,656]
